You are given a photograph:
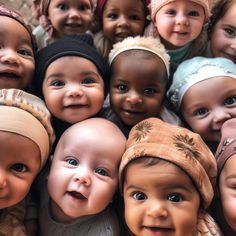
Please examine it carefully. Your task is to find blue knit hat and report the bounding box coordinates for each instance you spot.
[167,57,236,111]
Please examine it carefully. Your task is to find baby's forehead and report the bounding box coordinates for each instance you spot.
[125,158,198,191]
[57,119,126,147]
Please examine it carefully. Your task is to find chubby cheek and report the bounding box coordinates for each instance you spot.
[47,168,64,198]
[221,194,236,230]
[124,196,140,234]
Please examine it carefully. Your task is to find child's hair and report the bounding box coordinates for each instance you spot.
[119,117,217,209]
[109,36,170,77]
[0,89,55,169]
[32,0,94,38]
[167,56,236,112]
[0,4,37,55]
[34,33,110,98]
[208,0,236,37]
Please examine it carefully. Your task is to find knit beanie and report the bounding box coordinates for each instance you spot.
[150,0,213,22]
[109,36,170,76]
[0,89,55,170]
[119,117,217,208]
[34,33,110,97]
[215,118,236,174]
[167,57,236,111]
[0,4,37,55]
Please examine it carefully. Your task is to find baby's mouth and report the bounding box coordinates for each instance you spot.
[144,226,174,233]
[0,72,20,80]
[68,191,87,200]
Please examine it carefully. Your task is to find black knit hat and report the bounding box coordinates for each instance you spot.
[34,34,110,98]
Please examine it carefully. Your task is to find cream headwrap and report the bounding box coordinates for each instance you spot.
[0,89,55,169]
[109,36,170,76]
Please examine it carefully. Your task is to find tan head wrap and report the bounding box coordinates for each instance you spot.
[0,89,55,169]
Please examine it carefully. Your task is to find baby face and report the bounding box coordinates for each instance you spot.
[42,56,104,124]
[48,0,93,37]
[102,0,146,44]
[110,51,168,127]
[123,159,200,236]
[154,0,205,49]
[0,16,35,89]
[210,3,236,64]
[47,118,126,222]
[219,154,236,231]
[0,131,41,209]
[181,76,236,149]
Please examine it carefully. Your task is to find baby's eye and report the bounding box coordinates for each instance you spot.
[107,13,118,19]
[129,14,140,20]
[79,4,91,11]
[51,80,65,87]
[167,193,183,202]
[224,96,236,106]
[117,84,128,92]
[188,10,200,17]
[194,108,208,116]
[166,9,176,15]
[95,168,109,176]
[82,78,95,84]
[18,48,33,57]
[144,88,157,95]
[223,27,236,37]
[132,192,147,201]
[58,3,68,11]
[11,163,28,173]
[66,159,78,166]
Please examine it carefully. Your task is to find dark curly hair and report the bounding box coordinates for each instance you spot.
[208,0,236,38]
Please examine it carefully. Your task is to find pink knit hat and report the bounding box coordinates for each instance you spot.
[215,118,236,174]
[150,0,213,21]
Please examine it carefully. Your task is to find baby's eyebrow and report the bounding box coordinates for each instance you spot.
[124,184,145,192]
[163,184,194,193]
[222,24,236,30]
[45,73,64,81]
[225,174,236,181]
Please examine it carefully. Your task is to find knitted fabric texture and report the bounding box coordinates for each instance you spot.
[215,118,236,174]
[0,4,37,55]
[150,0,213,22]
[119,117,217,208]
[167,56,236,111]
[34,34,110,97]
[0,89,55,169]
[109,36,170,76]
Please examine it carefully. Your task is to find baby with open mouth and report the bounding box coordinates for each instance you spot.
[38,117,126,236]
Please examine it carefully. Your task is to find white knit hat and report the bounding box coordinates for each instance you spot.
[109,36,170,76]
